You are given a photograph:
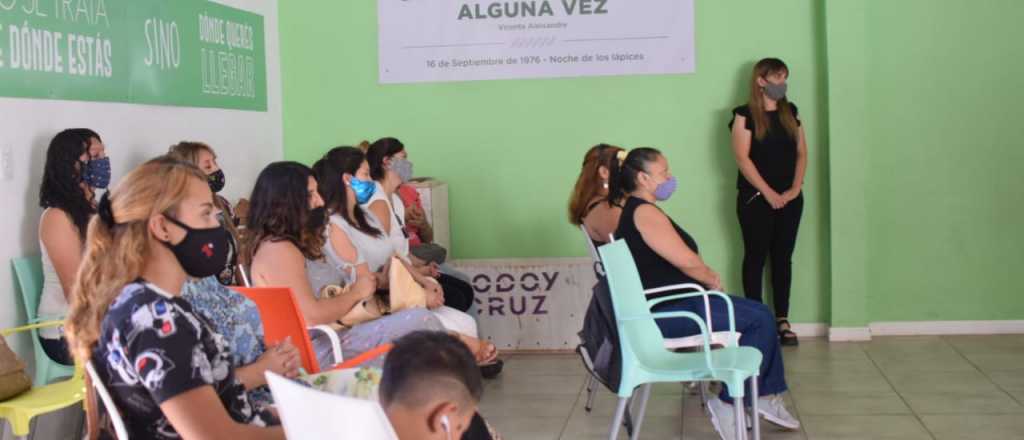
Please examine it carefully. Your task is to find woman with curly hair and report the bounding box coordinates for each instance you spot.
[37,128,108,365]
[243,161,449,370]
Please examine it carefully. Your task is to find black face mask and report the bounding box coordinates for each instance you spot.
[307,207,327,232]
[161,215,234,279]
[207,169,226,193]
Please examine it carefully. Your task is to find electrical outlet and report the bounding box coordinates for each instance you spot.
[0,146,13,181]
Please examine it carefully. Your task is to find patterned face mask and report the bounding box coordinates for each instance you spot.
[83,157,112,189]
[207,169,226,193]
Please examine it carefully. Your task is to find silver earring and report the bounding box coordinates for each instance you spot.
[602,181,609,189]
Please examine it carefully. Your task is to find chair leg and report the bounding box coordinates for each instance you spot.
[585,375,598,412]
[699,381,710,413]
[623,396,634,437]
[750,377,761,440]
[608,397,630,440]
[629,384,652,440]
[734,395,747,440]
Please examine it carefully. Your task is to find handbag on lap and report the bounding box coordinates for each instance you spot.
[328,257,428,327]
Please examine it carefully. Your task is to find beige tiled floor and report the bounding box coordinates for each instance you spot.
[479,335,1024,440]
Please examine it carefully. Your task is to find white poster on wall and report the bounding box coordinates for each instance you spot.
[378,0,695,84]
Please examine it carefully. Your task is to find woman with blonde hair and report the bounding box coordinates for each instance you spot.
[66,157,282,439]
[167,141,247,285]
[167,143,301,410]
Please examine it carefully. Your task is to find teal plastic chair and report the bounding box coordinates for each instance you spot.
[12,256,76,386]
[598,240,763,440]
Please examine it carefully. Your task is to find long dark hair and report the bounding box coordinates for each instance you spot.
[567,144,624,225]
[243,161,325,264]
[313,147,382,237]
[39,128,101,240]
[607,147,663,203]
[366,137,405,181]
[748,57,799,141]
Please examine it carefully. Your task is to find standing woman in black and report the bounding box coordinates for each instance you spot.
[730,58,808,346]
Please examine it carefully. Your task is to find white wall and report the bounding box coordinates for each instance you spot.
[0,1,280,438]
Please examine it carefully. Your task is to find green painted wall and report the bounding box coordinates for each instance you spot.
[279,0,831,323]
[861,0,1024,321]
[824,0,868,327]
[823,0,1024,325]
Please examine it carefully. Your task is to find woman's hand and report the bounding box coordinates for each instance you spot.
[425,280,445,308]
[781,187,801,204]
[258,339,301,379]
[706,270,724,291]
[373,270,389,289]
[351,275,377,300]
[764,190,787,210]
[414,261,441,278]
[406,206,429,228]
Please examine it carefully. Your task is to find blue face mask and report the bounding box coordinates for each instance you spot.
[82,157,111,189]
[350,177,376,204]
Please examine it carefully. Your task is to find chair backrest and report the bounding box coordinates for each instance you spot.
[85,361,130,440]
[233,287,322,373]
[579,225,605,277]
[266,371,398,440]
[12,256,44,320]
[598,241,677,365]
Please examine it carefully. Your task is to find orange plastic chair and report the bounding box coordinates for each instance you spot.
[234,287,337,374]
[331,343,393,371]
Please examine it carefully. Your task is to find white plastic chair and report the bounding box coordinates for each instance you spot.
[265,371,398,440]
[85,361,129,440]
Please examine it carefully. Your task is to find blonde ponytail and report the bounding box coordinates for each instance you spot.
[64,156,206,438]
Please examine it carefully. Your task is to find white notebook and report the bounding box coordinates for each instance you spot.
[266,371,399,440]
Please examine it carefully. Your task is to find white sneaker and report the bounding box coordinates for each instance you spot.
[757,394,801,430]
[706,397,738,440]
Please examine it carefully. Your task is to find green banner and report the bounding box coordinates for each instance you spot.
[0,0,266,111]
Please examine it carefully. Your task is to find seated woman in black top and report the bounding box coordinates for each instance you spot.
[607,148,800,440]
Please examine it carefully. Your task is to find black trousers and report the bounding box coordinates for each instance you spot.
[439,273,475,312]
[736,191,803,318]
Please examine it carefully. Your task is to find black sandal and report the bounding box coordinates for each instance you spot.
[777,319,799,346]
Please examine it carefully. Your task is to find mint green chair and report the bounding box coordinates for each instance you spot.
[12,256,76,386]
[598,240,763,440]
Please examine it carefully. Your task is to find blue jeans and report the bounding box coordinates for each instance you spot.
[651,294,787,405]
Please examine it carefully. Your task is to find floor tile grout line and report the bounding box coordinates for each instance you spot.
[778,349,812,440]
[862,338,939,440]
[941,335,1024,408]
[555,372,587,440]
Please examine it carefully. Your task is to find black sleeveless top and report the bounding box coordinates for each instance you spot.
[730,103,801,194]
[614,197,704,293]
[582,198,622,249]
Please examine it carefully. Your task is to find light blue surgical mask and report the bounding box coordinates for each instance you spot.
[350,177,376,204]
